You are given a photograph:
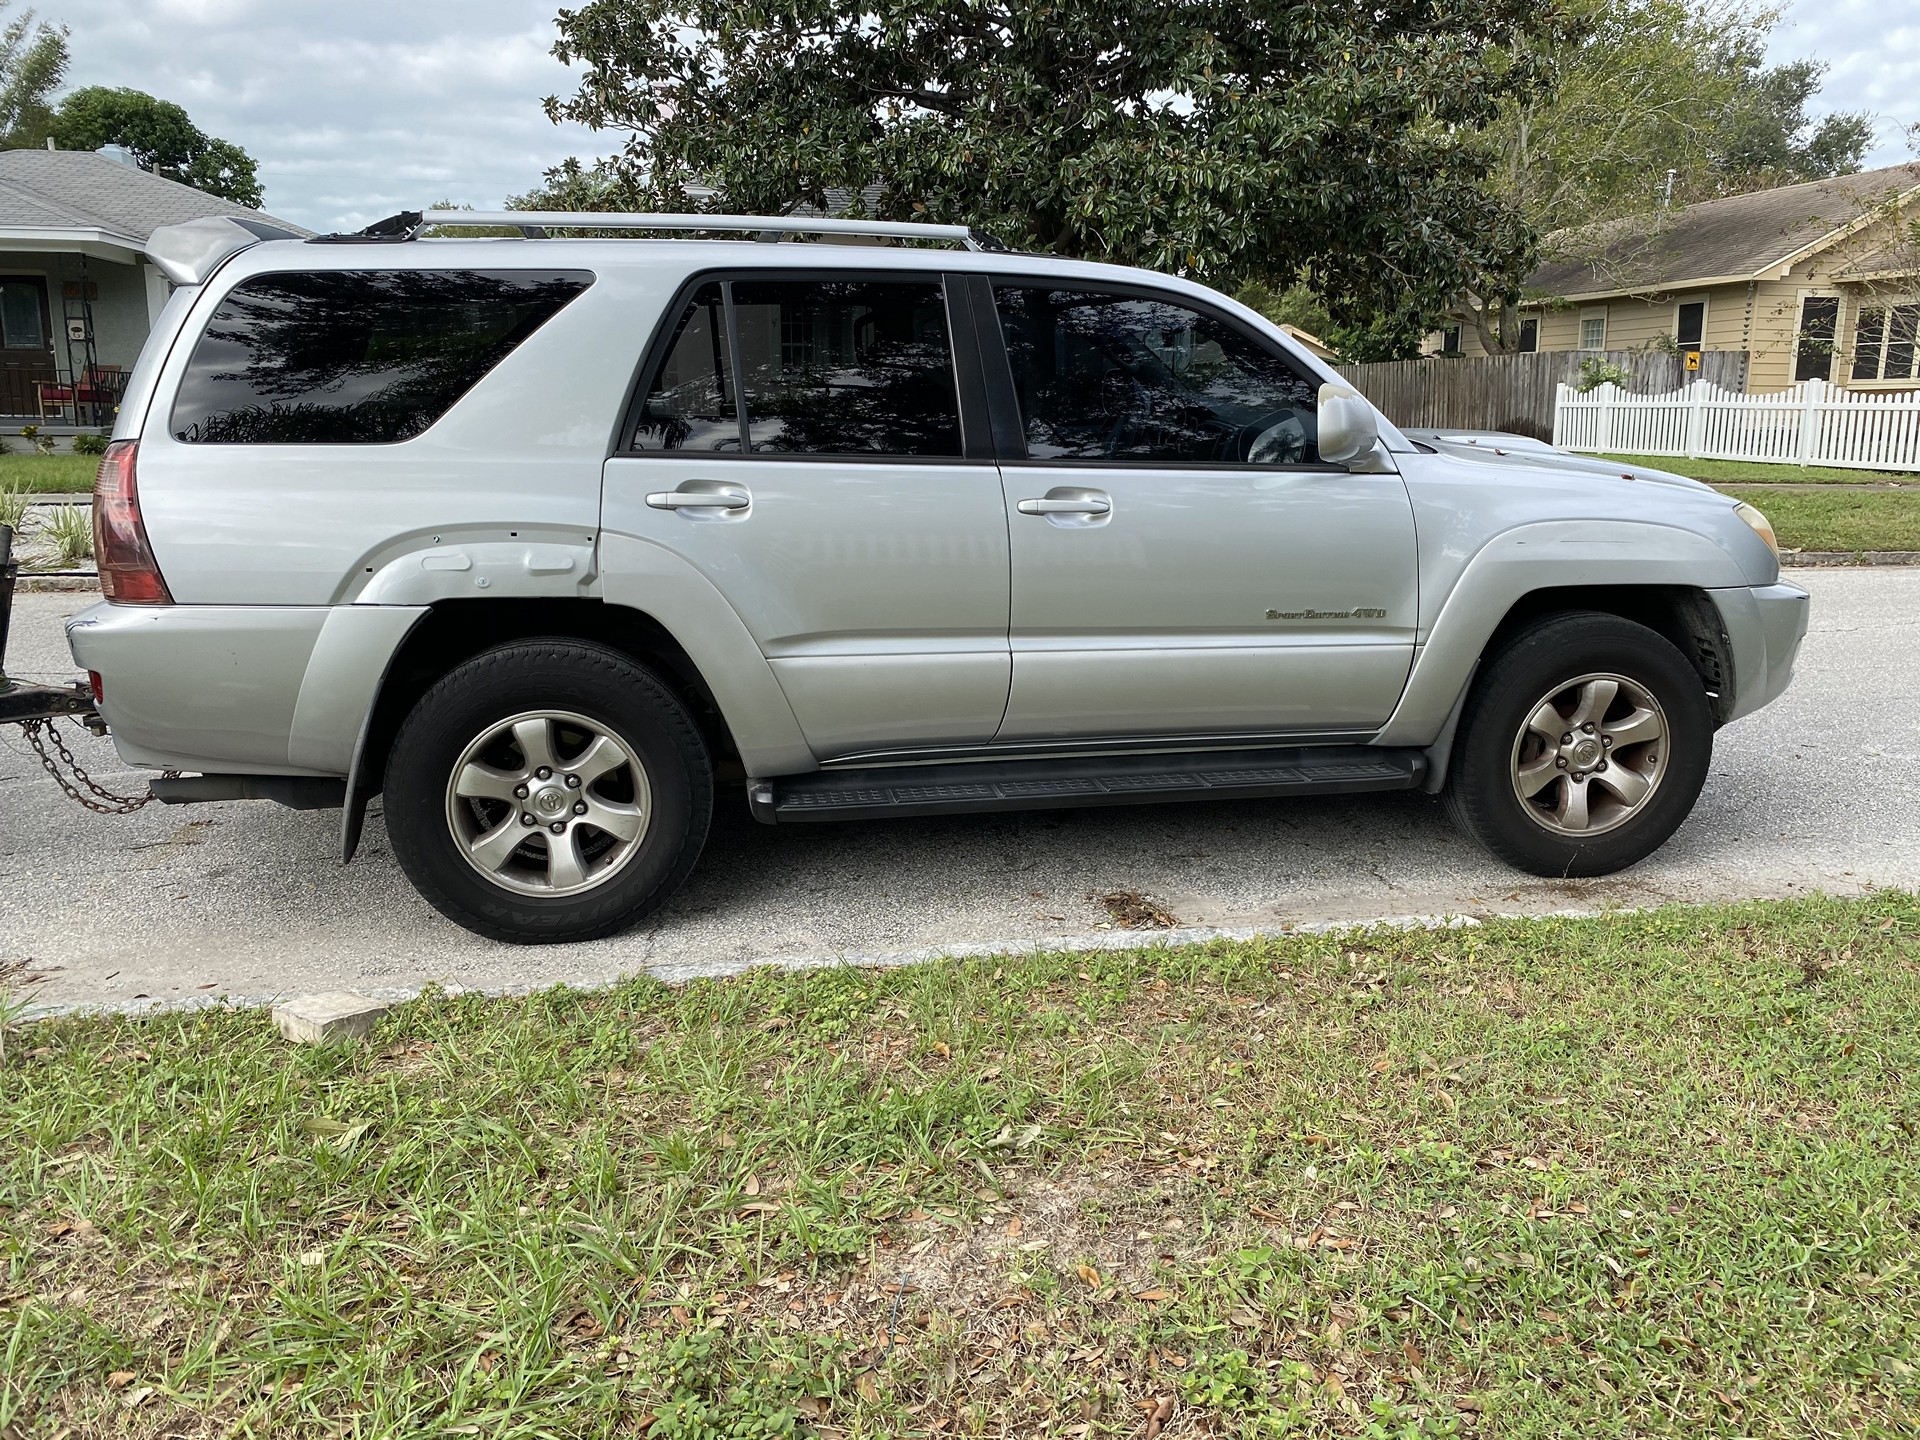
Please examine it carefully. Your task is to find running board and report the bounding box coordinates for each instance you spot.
[750,745,1425,824]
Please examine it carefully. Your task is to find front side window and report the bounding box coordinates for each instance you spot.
[1852,302,1920,382]
[994,284,1320,465]
[171,269,593,444]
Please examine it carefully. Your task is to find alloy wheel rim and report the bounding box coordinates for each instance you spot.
[1509,673,1668,837]
[444,709,652,897]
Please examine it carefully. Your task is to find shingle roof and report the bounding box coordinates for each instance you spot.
[0,148,306,243]
[1527,162,1920,299]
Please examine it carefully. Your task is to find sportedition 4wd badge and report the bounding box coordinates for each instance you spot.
[1266,607,1389,620]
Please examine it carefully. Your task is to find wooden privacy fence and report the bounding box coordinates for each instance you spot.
[1336,349,1750,441]
[1554,378,1920,472]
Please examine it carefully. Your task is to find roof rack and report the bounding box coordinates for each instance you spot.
[310,210,1009,252]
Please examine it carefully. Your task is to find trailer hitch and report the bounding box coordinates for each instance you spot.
[1,521,168,813]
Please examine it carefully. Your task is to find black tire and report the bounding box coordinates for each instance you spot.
[1443,611,1712,877]
[384,640,712,943]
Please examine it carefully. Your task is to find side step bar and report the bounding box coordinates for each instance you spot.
[750,745,1425,824]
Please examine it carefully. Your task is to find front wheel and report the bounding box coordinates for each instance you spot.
[1444,612,1713,877]
[384,640,712,943]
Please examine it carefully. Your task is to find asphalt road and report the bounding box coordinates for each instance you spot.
[5,569,1917,1015]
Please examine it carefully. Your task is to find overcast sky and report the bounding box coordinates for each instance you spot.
[35,0,1920,234]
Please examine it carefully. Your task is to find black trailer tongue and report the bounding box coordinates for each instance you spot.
[0,521,95,725]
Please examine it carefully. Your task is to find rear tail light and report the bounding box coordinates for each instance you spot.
[93,440,172,604]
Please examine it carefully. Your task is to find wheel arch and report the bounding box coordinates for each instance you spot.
[1390,582,1737,793]
[339,596,787,861]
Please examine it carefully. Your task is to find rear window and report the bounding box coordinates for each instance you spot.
[170,269,592,444]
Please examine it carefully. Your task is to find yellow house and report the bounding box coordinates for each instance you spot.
[1434,162,1920,393]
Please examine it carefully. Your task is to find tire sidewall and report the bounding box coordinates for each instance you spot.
[1450,614,1713,877]
[384,641,711,942]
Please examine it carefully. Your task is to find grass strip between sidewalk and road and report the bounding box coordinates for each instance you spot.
[5,893,1920,1439]
[0,454,99,495]
[1722,485,1920,554]
[1595,453,1914,485]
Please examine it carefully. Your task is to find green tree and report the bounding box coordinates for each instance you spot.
[1461,0,1873,349]
[0,1,67,148]
[542,0,1570,347]
[51,85,262,207]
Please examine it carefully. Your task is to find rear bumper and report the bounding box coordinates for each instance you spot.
[65,601,423,775]
[1711,581,1810,723]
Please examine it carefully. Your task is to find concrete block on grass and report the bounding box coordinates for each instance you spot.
[272,993,390,1045]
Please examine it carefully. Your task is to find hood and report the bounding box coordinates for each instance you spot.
[1403,430,1715,494]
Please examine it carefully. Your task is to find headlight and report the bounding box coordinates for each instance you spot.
[1734,501,1778,555]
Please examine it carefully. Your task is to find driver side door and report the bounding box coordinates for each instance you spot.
[988,280,1419,742]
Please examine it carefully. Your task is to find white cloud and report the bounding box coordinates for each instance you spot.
[43,0,606,230]
[1767,0,1920,169]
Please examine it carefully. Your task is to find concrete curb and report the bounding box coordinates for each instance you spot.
[14,573,98,591]
[1781,551,1920,567]
[13,910,1527,1021]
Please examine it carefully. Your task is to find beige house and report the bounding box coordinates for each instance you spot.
[1433,162,1920,393]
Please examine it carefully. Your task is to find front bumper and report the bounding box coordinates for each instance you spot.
[1711,581,1810,723]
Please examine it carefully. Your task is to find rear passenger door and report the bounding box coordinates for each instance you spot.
[600,272,1011,759]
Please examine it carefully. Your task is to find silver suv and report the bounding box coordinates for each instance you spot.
[69,210,1809,942]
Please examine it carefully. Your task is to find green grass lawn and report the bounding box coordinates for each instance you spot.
[0,453,99,495]
[6,893,1920,1438]
[1724,485,1920,552]
[1595,452,1914,484]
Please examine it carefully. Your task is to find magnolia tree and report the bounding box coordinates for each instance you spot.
[542,0,1569,351]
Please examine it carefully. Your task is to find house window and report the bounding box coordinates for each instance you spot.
[1439,325,1462,354]
[1851,302,1920,383]
[1794,295,1841,382]
[1675,300,1706,350]
[0,277,48,351]
[1518,317,1539,352]
[1579,308,1607,350]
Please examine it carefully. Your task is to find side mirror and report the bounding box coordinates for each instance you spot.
[1316,383,1380,466]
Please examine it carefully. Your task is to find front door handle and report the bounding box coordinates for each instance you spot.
[1017,494,1110,516]
[646,484,751,511]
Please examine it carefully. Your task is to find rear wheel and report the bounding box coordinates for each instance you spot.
[1444,612,1712,877]
[384,640,711,942]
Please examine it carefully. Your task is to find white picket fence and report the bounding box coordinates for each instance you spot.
[1553,378,1920,472]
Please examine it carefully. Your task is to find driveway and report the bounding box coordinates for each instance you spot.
[4,568,1917,1014]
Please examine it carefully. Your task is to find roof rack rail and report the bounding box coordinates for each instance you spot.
[310,210,1010,252]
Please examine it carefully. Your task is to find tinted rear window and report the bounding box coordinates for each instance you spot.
[170,269,592,444]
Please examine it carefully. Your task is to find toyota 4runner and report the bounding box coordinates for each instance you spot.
[65,210,1809,942]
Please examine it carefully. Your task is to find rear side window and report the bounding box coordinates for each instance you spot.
[631,275,963,457]
[170,269,592,444]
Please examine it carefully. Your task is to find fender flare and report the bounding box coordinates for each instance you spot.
[333,534,817,861]
[1375,518,1753,750]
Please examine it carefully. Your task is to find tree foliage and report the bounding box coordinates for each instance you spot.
[544,0,1572,341]
[1459,0,1872,350]
[51,85,263,207]
[1486,0,1870,237]
[0,1,67,148]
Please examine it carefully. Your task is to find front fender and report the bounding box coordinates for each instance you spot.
[1374,519,1752,747]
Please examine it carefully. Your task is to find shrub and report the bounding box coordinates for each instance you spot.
[44,503,93,564]
[0,480,29,533]
[70,432,108,456]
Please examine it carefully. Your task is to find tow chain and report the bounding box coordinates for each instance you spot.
[21,716,178,815]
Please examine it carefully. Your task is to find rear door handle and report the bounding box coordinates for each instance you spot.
[646,484,751,511]
[1017,495,1110,515]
